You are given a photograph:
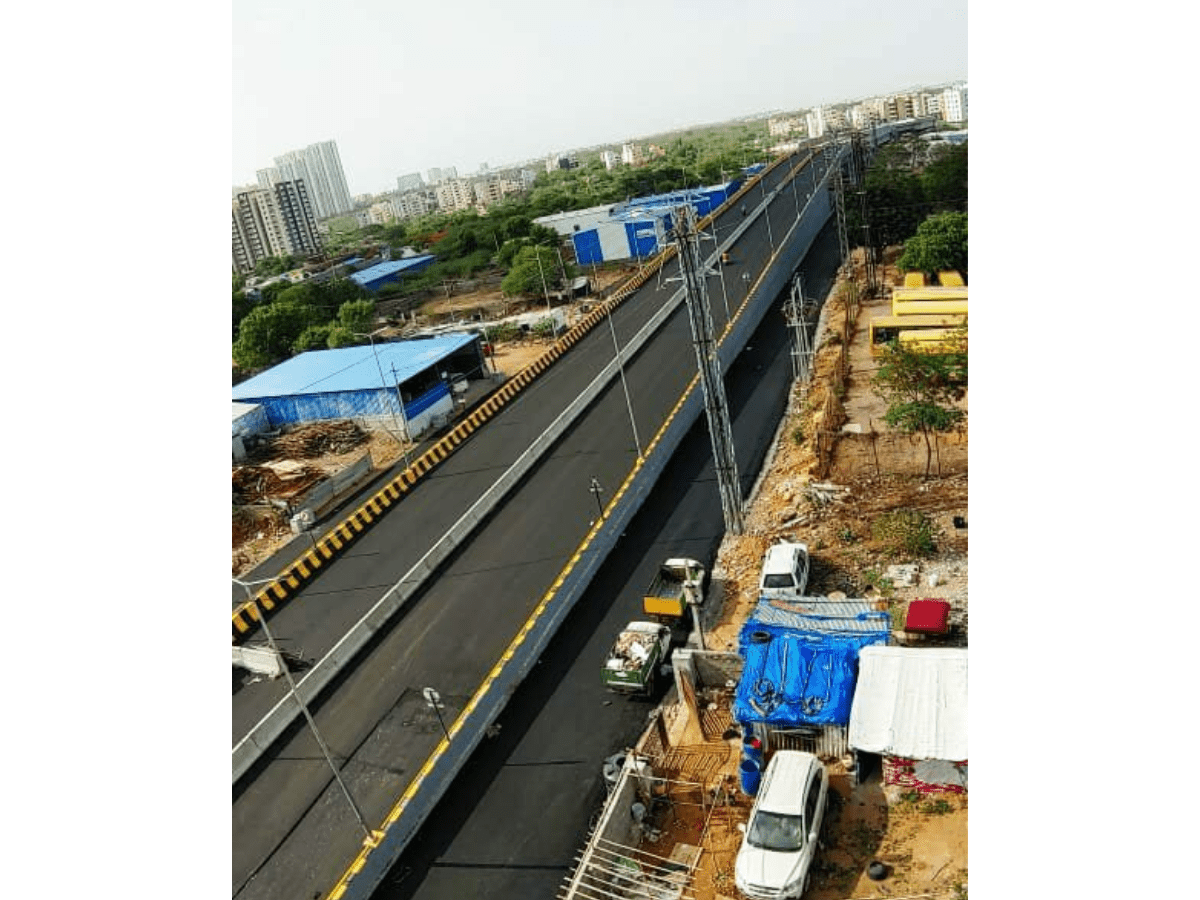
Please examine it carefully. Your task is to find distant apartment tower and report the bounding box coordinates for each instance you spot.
[394,188,437,220]
[621,142,645,166]
[270,140,353,219]
[599,150,618,171]
[368,200,397,225]
[805,107,827,139]
[232,180,322,274]
[769,115,804,138]
[427,166,457,185]
[435,178,475,213]
[941,85,968,123]
[396,172,424,193]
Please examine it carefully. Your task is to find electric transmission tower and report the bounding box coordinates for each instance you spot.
[671,205,744,535]
[783,272,814,391]
[832,168,850,269]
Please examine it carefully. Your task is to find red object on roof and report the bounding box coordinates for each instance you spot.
[905,599,951,634]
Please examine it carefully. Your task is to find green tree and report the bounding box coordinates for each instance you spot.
[921,143,968,208]
[336,298,377,337]
[233,290,256,341]
[871,333,967,478]
[293,323,334,353]
[232,301,322,369]
[254,254,298,278]
[501,245,561,296]
[897,212,968,278]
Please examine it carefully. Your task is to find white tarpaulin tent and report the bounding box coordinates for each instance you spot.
[848,646,967,761]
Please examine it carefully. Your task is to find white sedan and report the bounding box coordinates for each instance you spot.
[735,750,828,899]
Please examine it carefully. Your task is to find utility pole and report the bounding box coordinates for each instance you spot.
[672,205,743,535]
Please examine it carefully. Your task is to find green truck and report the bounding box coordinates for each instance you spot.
[601,621,672,696]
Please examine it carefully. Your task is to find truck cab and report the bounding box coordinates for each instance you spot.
[758,541,810,598]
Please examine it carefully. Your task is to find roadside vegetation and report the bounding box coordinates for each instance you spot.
[846,139,967,272]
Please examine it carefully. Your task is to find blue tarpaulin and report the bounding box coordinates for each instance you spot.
[732,599,889,727]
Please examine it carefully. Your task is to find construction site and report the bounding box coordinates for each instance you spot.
[557,247,967,900]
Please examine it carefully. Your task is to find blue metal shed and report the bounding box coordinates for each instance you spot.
[231,333,481,429]
[350,255,436,292]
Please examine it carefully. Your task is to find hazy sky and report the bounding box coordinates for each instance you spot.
[233,0,966,195]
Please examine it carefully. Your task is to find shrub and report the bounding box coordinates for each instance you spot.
[870,508,938,557]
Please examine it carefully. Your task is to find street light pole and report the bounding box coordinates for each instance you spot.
[534,249,556,337]
[589,477,604,522]
[423,687,453,745]
[355,327,410,466]
[604,303,643,460]
[235,578,376,844]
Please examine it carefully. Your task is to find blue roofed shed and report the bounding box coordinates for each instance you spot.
[350,255,436,291]
[231,333,483,437]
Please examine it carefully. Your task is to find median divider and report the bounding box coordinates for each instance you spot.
[321,150,832,900]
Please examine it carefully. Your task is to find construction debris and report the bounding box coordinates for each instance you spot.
[258,421,368,459]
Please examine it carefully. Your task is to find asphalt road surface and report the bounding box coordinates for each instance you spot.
[232,153,836,900]
[377,222,844,900]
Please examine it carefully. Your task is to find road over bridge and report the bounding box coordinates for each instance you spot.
[231,131,903,900]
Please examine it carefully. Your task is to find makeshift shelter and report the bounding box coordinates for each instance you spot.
[848,646,968,793]
[733,598,888,757]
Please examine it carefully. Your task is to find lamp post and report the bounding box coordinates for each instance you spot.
[604,302,643,460]
[534,248,556,337]
[422,687,453,745]
[354,327,410,468]
[589,477,604,522]
[234,577,376,845]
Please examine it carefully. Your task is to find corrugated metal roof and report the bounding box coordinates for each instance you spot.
[752,597,889,635]
[231,333,477,401]
[848,646,967,760]
[349,254,436,285]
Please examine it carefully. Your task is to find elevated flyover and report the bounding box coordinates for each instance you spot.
[233,126,911,900]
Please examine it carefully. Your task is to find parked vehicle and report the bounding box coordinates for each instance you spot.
[758,541,810,598]
[735,750,828,899]
[602,621,671,695]
[642,558,705,622]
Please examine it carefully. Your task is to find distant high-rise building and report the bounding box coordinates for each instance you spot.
[232,180,322,274]
[426,166,457,185]
[256,167,280,191]
[621,143,645,166]
[271,140,353,219]
[396,172,424,193]
[805,107,827,139]
[368,200,396,225]
[599,150,618,171]
[941,85,968,123]
[434,178,475,213]
[768,115,804,138]
[394,188,437,220]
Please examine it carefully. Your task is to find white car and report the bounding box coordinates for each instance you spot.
[735,750,828,899]
[758,541,810,597]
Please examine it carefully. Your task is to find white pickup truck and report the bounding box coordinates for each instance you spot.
[758,541,810,598]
